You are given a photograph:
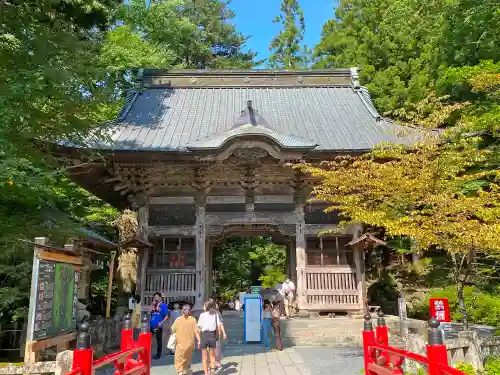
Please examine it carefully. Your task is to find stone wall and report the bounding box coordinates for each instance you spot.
[88,314,124,356]
[388,318,500,371]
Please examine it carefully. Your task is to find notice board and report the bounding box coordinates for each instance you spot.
[244,295,262,343]
[32,260,80,340]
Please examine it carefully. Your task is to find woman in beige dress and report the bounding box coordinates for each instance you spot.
[171,305,200,375]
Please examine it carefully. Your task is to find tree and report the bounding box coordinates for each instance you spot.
[0,0,121,323]
[313,0,500,115]
[117,0,259,70]
[212,237,287,299]
[268,0,307,69]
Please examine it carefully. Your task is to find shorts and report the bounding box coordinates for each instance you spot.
[200,330,217,349]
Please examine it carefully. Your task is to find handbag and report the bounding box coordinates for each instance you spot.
[167,333,176,350]
[215,340,222,362]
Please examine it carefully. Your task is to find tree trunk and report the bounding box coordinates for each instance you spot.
[457,276,469,331]
[454,248,475,331]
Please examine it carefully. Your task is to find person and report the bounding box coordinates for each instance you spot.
[280,278,296,319]
[209,298,227,372]
[171,303,182,324]
[228,300,235,310]
[168,303,182,354]
[198,300,223,375]
[262,301,274,350]
[150,292,169,359]
[171,304,200,375]
[131,294,142,341]
[271,297,283,351]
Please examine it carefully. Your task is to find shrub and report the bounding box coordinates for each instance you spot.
[456,362,476,375]
[410,286,500,328]
[485,357,500,375]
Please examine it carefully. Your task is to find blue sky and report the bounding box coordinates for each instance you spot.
[231,0,337,67]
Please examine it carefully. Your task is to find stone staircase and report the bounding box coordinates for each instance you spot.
[221,311,366,347]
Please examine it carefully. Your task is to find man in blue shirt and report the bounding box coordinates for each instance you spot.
[150,292,169,359]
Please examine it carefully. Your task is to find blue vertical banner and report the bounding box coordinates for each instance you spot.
[243,295,262,343]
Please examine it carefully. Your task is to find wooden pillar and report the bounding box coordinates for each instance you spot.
[136,201,149,305]
[195,203,206,310]
[289,237,297,285]
[295,205,307,310]
[205,239,212,299]
[352,224,365,313]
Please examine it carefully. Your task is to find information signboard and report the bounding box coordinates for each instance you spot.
[429,298,450,323]
[244,296,262,343]
[250,286,261,295]
[32,260,80,340]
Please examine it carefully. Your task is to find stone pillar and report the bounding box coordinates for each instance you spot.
[295,205,307,312]
[195,202,206,311]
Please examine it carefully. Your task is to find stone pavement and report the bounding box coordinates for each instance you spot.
[150,345,364,375]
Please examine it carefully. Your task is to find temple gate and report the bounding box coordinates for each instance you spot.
[59,68,414,314]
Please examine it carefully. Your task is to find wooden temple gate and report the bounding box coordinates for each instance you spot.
[59,68,414,314]
[137,193,365,313]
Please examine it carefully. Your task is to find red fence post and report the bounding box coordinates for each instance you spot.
[121,312,133,351]
[426,318,448,375]
[138,313,152,375]
[363,314,376,375]
[376,311,389,346]
[72,320,93,375]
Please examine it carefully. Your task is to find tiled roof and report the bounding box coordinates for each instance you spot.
[96,70,420,152]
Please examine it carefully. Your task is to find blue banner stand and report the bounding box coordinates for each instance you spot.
[243,295,262,344]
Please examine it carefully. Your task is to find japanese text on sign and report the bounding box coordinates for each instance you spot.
[429,298,450,323]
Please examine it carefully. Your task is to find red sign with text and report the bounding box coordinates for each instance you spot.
[429,298,451,322]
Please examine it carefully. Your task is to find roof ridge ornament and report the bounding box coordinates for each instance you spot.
[232,100,271,129]
[350,67,361,89]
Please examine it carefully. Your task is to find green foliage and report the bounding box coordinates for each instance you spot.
[455,362,476,375]
[268,0,307,68]
[258,267,286,289]
[0,0,122,323]
[314,0,500,115]
[116,0,258,70]
[410,286,500,328]
[212,237,287,300]
[485,357,500,375]
[88,268,118,316]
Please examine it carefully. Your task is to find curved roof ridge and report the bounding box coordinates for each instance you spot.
[355,86,380,119]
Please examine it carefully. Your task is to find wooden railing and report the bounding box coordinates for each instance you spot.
[363,312,467,375]
[144,270,196,305]
[305,267,359,308]
[68,314,151,375]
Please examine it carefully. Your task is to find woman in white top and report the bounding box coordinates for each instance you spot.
[197,301,222,375]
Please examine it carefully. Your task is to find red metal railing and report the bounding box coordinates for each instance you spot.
[363,312,467,375]
[68,313,152,375]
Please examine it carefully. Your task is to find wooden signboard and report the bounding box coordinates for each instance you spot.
[32,260,79,340]
[26,238,83,349]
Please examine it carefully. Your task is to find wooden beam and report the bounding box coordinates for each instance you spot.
[30,332,77,352]
[113,183,129,191]
[39,250,83,265]
[101,176,121,184]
